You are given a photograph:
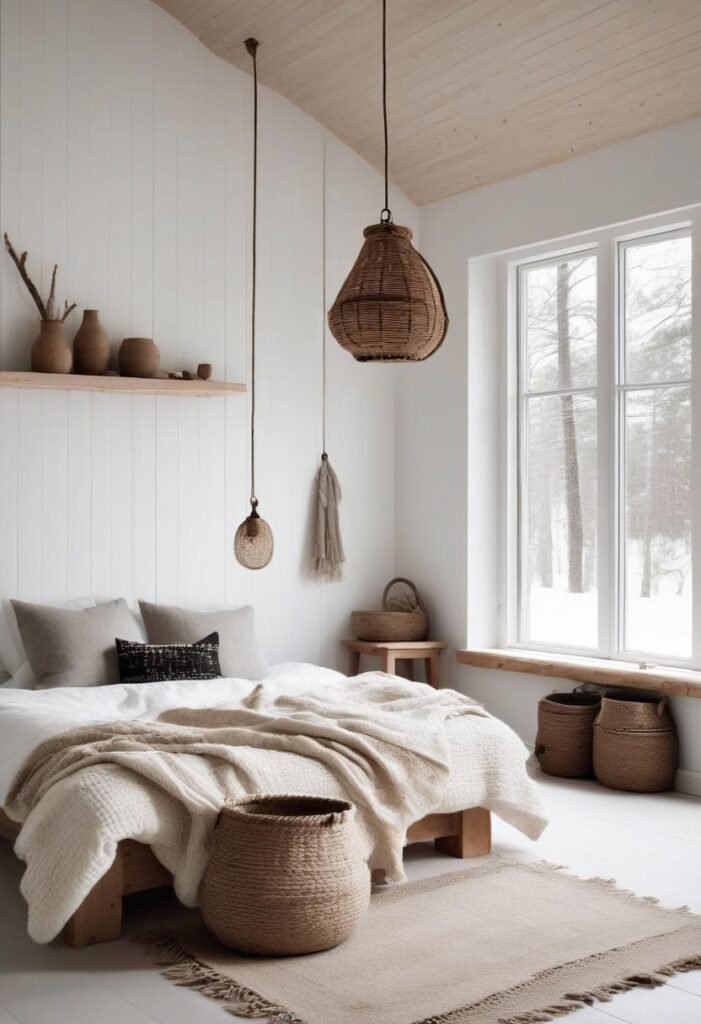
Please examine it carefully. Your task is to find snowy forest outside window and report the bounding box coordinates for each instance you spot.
[516,228,692,661]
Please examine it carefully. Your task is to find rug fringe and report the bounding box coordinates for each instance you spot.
[133,931,306,1023]
[417,953,701,1023]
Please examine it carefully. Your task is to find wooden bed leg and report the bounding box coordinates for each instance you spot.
[63,848,124,947]
[435,808,491,859]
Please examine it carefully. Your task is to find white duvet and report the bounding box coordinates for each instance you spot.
[0,663,547,941]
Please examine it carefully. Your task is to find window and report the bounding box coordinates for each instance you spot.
[515,223,693,665]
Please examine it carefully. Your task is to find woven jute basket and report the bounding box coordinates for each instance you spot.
[351,577,428,642]
[200,794,370,956]
[535,691,601,778]
[328,223,448,362]
[593,690,678,793]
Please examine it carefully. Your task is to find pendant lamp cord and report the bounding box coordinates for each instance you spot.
[322,132,328,459]
[245,38,259,509]
[380,0,392,224]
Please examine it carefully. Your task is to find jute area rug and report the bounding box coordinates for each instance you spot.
[136,860,701,1024]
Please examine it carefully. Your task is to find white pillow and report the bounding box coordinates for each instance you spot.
[0,596,96,684]
[0,662,35,690]
[0,599,26,677]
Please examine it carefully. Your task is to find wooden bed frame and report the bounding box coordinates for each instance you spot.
[0,805,491,947]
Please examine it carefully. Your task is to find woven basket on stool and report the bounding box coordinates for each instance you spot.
[200,794,370,956]
[535,691,601,778]
[351,577,429,642]
[593,691,678,793]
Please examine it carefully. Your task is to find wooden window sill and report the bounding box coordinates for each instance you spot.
[456,648,701,698]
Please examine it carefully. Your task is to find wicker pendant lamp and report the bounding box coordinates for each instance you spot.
[234,38,274,570]
[328,0,448,362]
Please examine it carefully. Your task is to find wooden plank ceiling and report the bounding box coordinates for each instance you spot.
[155,0,701,205]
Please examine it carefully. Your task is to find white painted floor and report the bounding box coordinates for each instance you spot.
[0,773,699,1024]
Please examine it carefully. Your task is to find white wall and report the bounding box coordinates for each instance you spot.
[0,0,416,670]
[396,117,701,788]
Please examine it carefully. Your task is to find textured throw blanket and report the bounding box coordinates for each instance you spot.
[6,675,488,942]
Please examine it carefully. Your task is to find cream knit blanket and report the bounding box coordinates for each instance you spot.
[6,675,488,942]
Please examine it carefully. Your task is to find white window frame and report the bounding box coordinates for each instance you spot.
[503,207,701,670]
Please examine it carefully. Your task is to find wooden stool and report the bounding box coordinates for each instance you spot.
[343,640,448,688]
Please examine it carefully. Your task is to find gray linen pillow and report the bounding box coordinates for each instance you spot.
[11,598,145,689]
[138,602,268,680]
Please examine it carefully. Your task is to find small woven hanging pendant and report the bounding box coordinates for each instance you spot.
[235,499,274,570]
[328,0,448,362]
[234,38,273,570]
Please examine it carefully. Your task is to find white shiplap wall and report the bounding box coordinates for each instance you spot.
[0,0,416,668]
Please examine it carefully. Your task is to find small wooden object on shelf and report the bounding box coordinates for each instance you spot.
[344,639,447,688]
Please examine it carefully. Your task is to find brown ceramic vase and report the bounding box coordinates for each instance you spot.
[119,337,160,378]
[31,320,72,374]
[73,310,110,374]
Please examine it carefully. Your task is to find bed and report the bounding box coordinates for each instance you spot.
[0,661,547,947]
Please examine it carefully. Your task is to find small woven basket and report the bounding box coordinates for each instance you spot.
[200,794,370,956]
[593,691,678,793]
[535,691,601,778]
[351,577,428,642]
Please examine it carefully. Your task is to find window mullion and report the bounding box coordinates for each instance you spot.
[597,240,614,659]
[691,213,701,667]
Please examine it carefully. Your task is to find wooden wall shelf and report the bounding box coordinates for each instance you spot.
[456,648,701,699]
[0,371,245,397]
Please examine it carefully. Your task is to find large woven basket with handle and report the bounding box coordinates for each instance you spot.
[200,794,370,956]
[351,577,429,642]
[593,690,678,793]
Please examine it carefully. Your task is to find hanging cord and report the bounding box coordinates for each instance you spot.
[380,0,392,224]
[245,38,259,511]
[321,132,328,459]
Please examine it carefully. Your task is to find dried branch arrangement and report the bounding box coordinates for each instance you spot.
[3,233,76,323]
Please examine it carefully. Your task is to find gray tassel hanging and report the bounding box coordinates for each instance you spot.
[312,452,345,581]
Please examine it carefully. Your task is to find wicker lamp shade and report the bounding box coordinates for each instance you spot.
[328,223,448,362]
[328,0,448,361]
[234,504,273,570]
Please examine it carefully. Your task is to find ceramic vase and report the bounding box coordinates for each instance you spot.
[73,310,110,375]
[31,320,72,374]
[118,337,160,378]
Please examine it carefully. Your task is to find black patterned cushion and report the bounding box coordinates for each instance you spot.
[115,632,221,684]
